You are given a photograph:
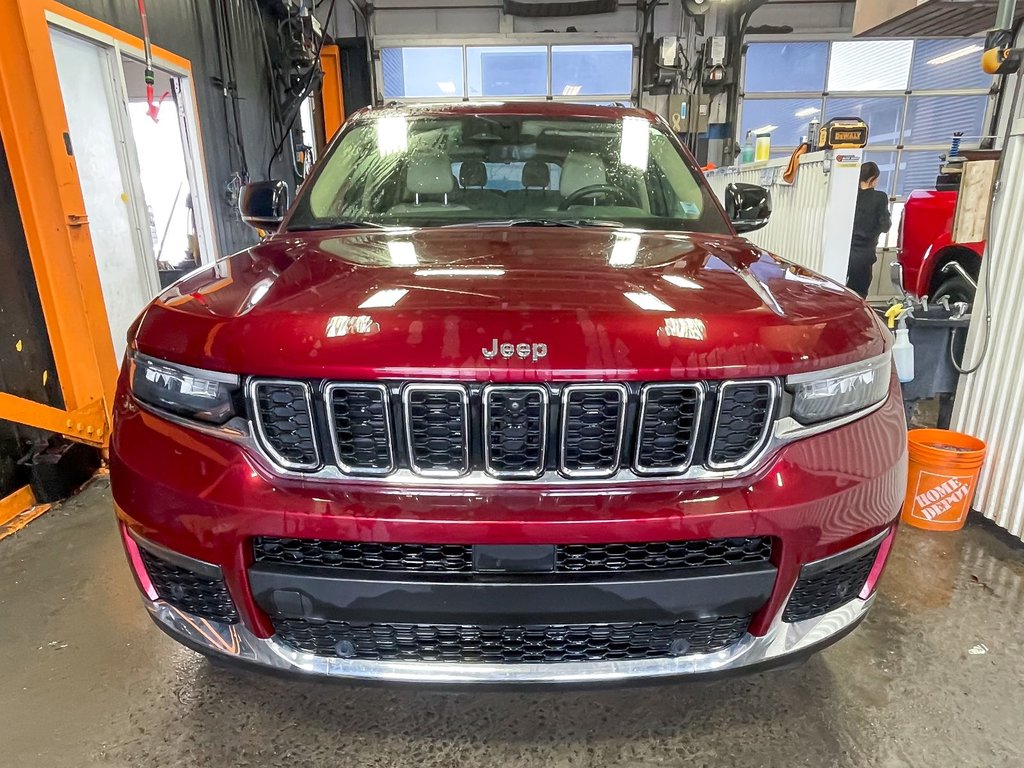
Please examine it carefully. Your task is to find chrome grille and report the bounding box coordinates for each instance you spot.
[560,384,627,478]
[483,385,547,478]
[325,384,394,475]
[708,381,776,469]
[246,379,778,480]
[250,380,319,469]
[404,385,470,477]
[635,384,703,474]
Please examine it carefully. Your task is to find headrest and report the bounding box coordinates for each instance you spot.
[521,159,550,189]
[560,152,607,198]
[459,160,488,189]
[407,154,454,195]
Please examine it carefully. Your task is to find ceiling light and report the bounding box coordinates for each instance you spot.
[662,274,703,290]
[609,232,641,266]
[748,124,778,136]
[387,241,418,266]
[561,84,582,96]
[358,288,408,309]
[413,268,506,277]
[794,107,820,118]
[437,81,457,95]
[928,44,983,66]
[624,291,673,312]
[619,116,650,170]
[376,115,408,156]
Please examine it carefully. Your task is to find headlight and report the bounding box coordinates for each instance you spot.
[130,352,240,425]
[787,353,891,424]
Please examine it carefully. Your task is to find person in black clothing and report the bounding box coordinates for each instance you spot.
[846,161,892,299]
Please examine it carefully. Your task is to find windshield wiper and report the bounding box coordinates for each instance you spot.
[440,218,623,230]
[287,220,387,232]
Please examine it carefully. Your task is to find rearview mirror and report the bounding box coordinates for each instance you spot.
[239,181,289,232]
[725,182,771,234]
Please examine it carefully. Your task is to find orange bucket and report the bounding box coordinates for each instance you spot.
[902,429,986,531]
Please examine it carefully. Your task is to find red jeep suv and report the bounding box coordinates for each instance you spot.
[110,103,906,684]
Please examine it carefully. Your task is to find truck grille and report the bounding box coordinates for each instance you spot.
[253,536,773,573]
[783,544,880,623]
[246,380,777,480]
[271,615,751,662]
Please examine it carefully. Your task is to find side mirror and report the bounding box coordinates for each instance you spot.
[725,182,771,234]
[239,181,289,231]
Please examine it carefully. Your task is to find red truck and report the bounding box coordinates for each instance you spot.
[895,189,984,303]
[109,103,906,684]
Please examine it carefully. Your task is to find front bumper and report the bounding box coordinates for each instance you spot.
[143,592,874,684]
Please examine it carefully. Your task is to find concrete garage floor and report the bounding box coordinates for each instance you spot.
[2,478,1024,768]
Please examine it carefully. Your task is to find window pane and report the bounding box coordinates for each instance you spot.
[744,42,828,93]
[740,98,822,146]
[896,150,943,197]
[468,46,546,97]
[825,97,904,146]
[911,40,992,90]
[863,150,898,197]
[552,45,632,96]
[828,40,913,92]
[903,95,987,145]
[381,48,464,99]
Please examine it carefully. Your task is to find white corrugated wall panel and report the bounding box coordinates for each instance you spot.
[952,119,1024,542]
[705,152,858,280]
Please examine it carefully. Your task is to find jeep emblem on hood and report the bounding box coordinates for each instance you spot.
[482,338,548,363]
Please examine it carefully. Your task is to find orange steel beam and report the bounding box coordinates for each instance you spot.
[0,1,117,440]
[320,44,345,140]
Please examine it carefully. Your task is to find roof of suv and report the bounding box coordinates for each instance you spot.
[351,101,658,123]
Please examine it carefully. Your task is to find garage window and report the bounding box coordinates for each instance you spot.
[741,38,992,200]
[380,43,634,103]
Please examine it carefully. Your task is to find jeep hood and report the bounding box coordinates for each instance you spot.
[135,228,887,380]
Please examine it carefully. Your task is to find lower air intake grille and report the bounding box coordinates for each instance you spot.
[326,384,393,474]
[561,385,627,477]
[484,386,547,478]
[556,537,773,572]
[272,616,751,662]
[138,548,238,623]
[709,381,775,467]
[253,537,473,572]
[251,381,318,469]
[404,385,469,476]
[783,545,880,623]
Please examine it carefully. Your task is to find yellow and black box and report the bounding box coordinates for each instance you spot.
[818,118,869,149]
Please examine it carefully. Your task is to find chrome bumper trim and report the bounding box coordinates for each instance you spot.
[145,594,874,684]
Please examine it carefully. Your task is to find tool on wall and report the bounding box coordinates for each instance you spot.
[983,0,1022,75]
[136,0,169,122]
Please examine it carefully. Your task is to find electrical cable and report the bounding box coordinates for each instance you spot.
[949,56,1024,375]
[266,0,338,179]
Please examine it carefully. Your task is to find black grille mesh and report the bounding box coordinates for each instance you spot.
[636,386,702,472]
[254,537,473,572]
[485,387,546,477]
[139,548,238,623]
[406,388,468,474]
[562,387,625,475]
[272,616,751,662]
[253,382,317,467]
[783,545,880,623]
[710,382,774,466]
[328,386,392,472]
[557,537,773,572]
[254,537,772,574]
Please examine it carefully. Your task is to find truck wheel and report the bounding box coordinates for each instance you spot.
[932,274,975,305]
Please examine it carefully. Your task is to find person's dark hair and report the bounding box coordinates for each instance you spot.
[860,161,880,184]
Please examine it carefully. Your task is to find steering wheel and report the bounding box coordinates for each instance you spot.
[558,184,634,210]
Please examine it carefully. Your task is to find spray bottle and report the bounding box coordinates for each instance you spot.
[741,132,755,164]
[885,303,915,383]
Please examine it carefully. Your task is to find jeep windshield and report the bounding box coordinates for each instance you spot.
[286,111,731,235]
